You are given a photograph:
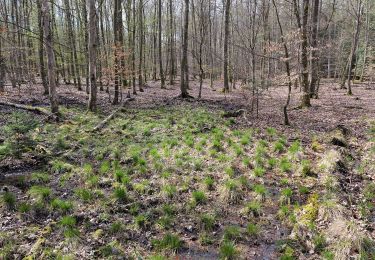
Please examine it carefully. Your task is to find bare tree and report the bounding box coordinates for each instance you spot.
[272,0,292,125]
[347,0,363,95]
[138,0,144,92]
[88,0,98,111]
[223,0,231,92]
[37,0,48,95]
[158,0,165,89]
[41,0,59,114]
[292,0,311,107]
[309,0,320,98]
[180,0,190,98]
[113,0,122,104]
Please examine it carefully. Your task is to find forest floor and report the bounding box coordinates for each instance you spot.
[0,79,374,259]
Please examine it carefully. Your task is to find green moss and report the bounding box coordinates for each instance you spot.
[297,194,319,226]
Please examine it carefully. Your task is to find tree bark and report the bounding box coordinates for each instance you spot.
[272,0,292,125]
[223,0,231,92]
[113,0,122,104]
[309,0,320,98]
[41,0,59,114]
[158,0,165,89]
[293,0,311,107]
[138,0,144,92]
[37,0,49,95]
[64,0,82,91]
[180,0,190,97]
[169,0,175,85]
[88,0,98,111]
[347,0,363,95]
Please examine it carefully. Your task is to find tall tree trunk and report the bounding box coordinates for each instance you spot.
[309,0,319,98]
[37,0,48,95]
[158,0,165,88]
[169,0,175,85]
[0,56,5,92]
[113,0,122,104]
[138,0,144,92]
[82,0,90,93]
[272,0,292,125]
[347,0,363,95]
[180,0,190,97]
[359,0,369,82]
[223,0,231,92]
[293,0,311,107]
[88,0,98,111]
[132,0,137,95]
[41,0,59,114]
[64,0,82,91]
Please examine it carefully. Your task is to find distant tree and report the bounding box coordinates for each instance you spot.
[138,0,144,92]
[158,0,165,89]
[347,0,363,95]
[36,0,48,95]
[292,0,311,107]
[309,0,320,98]
[41,0,59,114]
[223,0,231,93]
[180,0,190,98]
[88,0,98,111]
[113,0,122,104]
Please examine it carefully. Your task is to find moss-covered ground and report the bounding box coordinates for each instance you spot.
[1,104,374,259]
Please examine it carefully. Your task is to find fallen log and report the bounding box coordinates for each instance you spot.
[0,101,52,117]
[223,109,246,118]
[92,98,135,132]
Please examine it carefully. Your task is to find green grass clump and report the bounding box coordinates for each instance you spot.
[280,188,293,204]
[246,223,260,237]
[266,127,277,137]
[223,179,242,203]
[152,233,183,252]
[280,157,292,172]
[253,184,267,199]
[114,168,126,182]
[245,200,262,217]
[242,157,251,167]
[28,186,51,202]
[18,202,31,213]
[268,157,278,169]
[289,140,301,154]
[200,214,216,231]
[2,191,16,210]
[2,111,37,158]
[192,190,207,205]
[219,241,238,259]
[162,204,176,216]
[274,139,285,153]
[225,167,235,178]
[51,199,73,213]
[113,187,128,203]
[253,166,266,177]
[59,216,79,238]
[223,225,241,241]
[110,221,123,234]
[99,160,111,174]
[204,176,214,190]
[301,160,312,176]
[162,184,177,199]
[31,172,50,184]
[74,188,94,202]
[240,133,251,146]
[83,163,93,174]
[134,214,148,229]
